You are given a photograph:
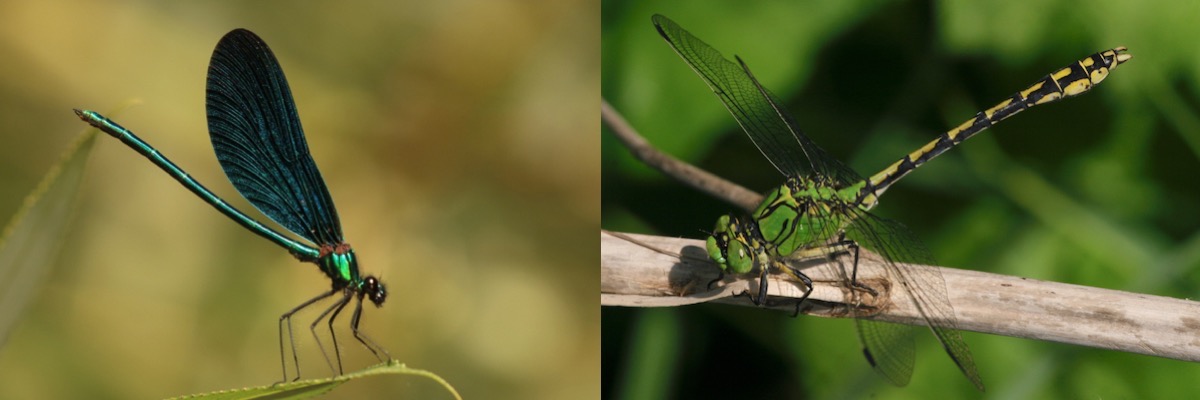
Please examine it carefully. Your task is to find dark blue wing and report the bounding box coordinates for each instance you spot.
[206,29,343,246]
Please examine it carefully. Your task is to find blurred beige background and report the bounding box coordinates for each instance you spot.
[0,1,597,398]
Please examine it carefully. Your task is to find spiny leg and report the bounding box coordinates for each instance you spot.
[278,288,339,383]
[742,258,815,310]
[309,291,352,375]
[832,233,876,297]
[324,292,354,374]
[750,263,770,306]
[350,297,392,361]
[778,260,815,317]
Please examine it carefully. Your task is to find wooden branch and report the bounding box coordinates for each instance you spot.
[602,98,761,212]
[601,230,1200,362]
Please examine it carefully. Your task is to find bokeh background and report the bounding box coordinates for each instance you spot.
[604,1,1200,399]
[0,1,597,399]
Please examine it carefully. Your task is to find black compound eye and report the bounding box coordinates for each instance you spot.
[363,276,387,306]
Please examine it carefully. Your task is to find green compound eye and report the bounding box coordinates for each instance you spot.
[724,239,754,274]
[706,215,737,270]
[705,235,727,268]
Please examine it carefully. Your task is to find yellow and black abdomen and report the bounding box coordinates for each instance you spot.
[857,47,1131,210]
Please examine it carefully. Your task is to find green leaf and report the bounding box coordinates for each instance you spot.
[0,122,98,346]
[165,360,461,400]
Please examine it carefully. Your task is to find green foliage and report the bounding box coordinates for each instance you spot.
[0,126,96,346]
[166,361,460,400]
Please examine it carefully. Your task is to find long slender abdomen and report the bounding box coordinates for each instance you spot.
[855,47,1130,210]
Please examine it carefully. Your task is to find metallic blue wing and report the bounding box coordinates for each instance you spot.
[206,29,343,246]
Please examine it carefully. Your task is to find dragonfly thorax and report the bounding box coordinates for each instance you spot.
[318,243,362,287]
[756,178,854,256]
[705,177,857,274]
[316,244,387,307]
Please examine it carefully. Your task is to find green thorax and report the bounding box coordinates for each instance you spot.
[318,243,362,288]
[706,176,867,274]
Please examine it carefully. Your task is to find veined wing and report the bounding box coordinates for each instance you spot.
[206,29,344,246]
[652,14,860,184]
[843,209,984,391]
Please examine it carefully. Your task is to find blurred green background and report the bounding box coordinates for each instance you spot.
[0,1,597,399]
[604,0,1200,399]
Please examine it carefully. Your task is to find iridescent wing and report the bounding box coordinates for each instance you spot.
[206,29,344,246]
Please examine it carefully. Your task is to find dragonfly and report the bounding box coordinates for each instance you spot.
[652,13,1129,391]
[75,29,391,382]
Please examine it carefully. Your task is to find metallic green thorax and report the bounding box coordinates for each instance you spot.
[319,244,362,287]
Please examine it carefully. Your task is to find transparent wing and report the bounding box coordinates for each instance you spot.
[652,14,861,185]
[856,319,916,387]
[206,29,343,245]
[844,209,984,391]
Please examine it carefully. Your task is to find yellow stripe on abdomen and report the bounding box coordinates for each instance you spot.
[856,47,1130,211]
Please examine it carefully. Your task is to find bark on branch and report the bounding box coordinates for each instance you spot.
[602,230,1200,363]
